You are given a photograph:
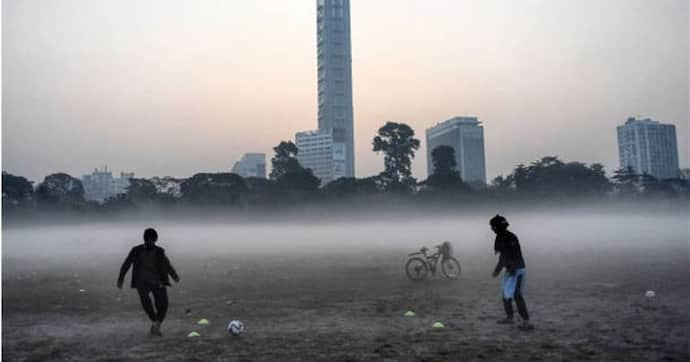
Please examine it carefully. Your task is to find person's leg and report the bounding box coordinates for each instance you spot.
[503,298,514,318]
[514,274,529,321]
[498,272,516,324]
[136,287,157,322]
[514,272,534,330]
[152,287,169,323]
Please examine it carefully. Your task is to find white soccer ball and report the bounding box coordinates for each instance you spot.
[227,320,244,336]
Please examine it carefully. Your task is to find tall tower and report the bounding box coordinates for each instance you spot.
[317,0,355,177]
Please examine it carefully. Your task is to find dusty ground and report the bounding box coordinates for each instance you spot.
[2,216,689,361]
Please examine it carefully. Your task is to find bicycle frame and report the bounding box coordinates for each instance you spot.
[409,247,443,273]
[406,244,460,281]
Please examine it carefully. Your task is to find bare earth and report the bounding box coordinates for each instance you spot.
[2,217,689,361]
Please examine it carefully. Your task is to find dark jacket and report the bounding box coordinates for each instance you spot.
[118,245,179,288]
[493,230,526,274]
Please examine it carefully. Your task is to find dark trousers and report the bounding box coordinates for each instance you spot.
[136,285,168,323]
[503,274,529,320]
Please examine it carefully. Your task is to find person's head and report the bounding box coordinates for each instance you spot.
[143,228,158,248]
[489,214,509,234]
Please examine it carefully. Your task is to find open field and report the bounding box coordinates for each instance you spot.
[3,211,689,361]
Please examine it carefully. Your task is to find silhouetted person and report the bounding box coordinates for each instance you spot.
[490,215,533,331]
[117,228,180,336]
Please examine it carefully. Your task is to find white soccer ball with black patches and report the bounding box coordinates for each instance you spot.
[227,320,244,336]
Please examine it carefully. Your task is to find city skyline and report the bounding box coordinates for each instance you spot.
[2,0,688,183]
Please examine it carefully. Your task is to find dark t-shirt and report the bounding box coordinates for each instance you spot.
[494,230,526,274]
[138,247,161,287]
[118,244,179,289]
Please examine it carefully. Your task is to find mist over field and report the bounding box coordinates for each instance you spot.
[4,207,689,290]
[3,207,689,361]
[3,208,689,262]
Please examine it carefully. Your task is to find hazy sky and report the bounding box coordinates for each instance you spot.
[3,0,688,182]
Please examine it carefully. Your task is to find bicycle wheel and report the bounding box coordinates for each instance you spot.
[405,257,429,281]
[441,257,461,279]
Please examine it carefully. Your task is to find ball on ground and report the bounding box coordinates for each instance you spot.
[227,320,244,336]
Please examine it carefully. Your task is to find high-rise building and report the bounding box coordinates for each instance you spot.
[316,0,354,177]
[617,117,679,180]
[295,129,346,185]
[426,117,486,184]
[231,153,267,178]
[81,166,134,202]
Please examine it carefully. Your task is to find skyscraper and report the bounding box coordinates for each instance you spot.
[426,117,487,184]
[316,0,354,177]
[295,129,346,185]
[617,117,679,180]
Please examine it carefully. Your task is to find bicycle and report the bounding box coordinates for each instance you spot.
[405,242,461,281]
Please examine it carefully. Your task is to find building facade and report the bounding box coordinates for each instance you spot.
[81,166,134,202]
[617,117,679,180]
[680,169,690,181]
[426,117,486,184]
[316,0,354,177]
[295,129,346,185]
[231,153,267,178]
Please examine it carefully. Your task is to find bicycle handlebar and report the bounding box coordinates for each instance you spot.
[409,246,439,256]
[408,245,443,258]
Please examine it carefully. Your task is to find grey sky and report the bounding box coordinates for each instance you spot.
[2,0,688,183]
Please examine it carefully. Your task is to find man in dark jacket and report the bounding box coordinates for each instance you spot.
[490,215,533,331]
[117,228,180,336]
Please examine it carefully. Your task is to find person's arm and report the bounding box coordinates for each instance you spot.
[117,248,135,288]
[163,251,180,282]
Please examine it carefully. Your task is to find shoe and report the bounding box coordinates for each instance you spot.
[518,321,534,331]
[151,322,162,336]
[496,317,514,325]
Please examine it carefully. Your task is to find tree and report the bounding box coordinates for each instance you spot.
[270,140,320,192]
[504,156,612,198]
[649,178,690,199]
[244,177,279,205]
[149,176,183,200]
[490,175,514,190]
[585,163,612,194]
[277,168,320,192]
[270,141,301,180]
[126,178,159,204]
[101,193,134,212]
[372,122,420,191]
[423,146,468,192]
[2,172,34,209]
[431,145,457,175]
[35,173,85,210]
[180,173,248,206]
[322,176,380,198]
[612,166,639,197]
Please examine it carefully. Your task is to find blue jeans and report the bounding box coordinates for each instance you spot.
[501,268,529,320]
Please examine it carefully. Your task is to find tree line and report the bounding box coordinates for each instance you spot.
[3,122,688,215]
